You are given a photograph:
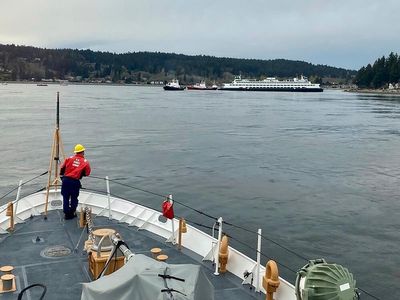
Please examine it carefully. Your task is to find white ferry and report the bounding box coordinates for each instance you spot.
[219,75,323,92]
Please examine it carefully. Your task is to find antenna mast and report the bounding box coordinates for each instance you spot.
[44,92,66,217]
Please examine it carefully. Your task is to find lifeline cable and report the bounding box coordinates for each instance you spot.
[357,288,381,300]
[86,176,308,261]
[0,173,379,298]
[83,178,380,300]
[87,175,219,221]
[223,221,310,262]
[0,186,47,215]
[185,220,214,231]
[88,181,299,274]
[223,231,299,274]
[0,172,48,215]
[0,171,48,201]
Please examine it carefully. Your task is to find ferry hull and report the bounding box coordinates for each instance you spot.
[187,86,218,90]
[219,87,323,92]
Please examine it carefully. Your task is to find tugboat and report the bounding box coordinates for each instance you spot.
[187,81,218,90]
[163,79,185,91]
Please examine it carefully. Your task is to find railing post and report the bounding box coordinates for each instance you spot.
[168,194,175,244]
[105,176,112,219]
[13,180,23,217]
[214,217,223,275]
[256,228,262,292]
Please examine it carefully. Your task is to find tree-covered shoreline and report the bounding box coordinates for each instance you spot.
[355,52,400,89]
[0,44,354,84]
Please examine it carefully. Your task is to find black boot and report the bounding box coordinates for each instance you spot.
[64,212,73,220]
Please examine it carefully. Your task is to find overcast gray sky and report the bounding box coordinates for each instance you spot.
[1,0,399,70]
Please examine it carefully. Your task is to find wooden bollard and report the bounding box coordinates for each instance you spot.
[1,274,15,291]
[219,235,229,273]
[6,202,14,232]
[150,248,162,259]
[178,218,187,250]
[79,207,86,228]
[157,254,168,262]
[0,266,14,275]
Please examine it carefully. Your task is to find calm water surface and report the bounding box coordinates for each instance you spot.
[1,83,400,299]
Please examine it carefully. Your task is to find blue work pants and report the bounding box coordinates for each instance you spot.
[61,177,81,218]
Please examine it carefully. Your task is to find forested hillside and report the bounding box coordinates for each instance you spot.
[355,52,400,88]
[0,44,355,84]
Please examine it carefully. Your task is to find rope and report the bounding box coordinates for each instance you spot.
[17,283,47,300]
[96,244,119,280]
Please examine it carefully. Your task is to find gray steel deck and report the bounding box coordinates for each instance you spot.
[0,210,265,299]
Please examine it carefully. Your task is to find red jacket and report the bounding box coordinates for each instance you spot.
[60,153,91,180]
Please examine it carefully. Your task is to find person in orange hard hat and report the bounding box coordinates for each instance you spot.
[60,144,91,220]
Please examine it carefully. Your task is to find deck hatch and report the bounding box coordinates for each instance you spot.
[41,245,71,258]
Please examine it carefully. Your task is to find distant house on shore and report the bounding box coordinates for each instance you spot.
[389,83,400,90]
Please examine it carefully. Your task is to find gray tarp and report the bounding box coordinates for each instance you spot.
[81,254,214,300]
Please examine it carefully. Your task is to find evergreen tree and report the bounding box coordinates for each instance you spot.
[0,43,354,83]
[355,53,400,88]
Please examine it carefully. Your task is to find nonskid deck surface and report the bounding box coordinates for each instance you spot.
[0,210,264,300]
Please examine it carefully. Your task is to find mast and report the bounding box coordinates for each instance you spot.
[44,92,66,218]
